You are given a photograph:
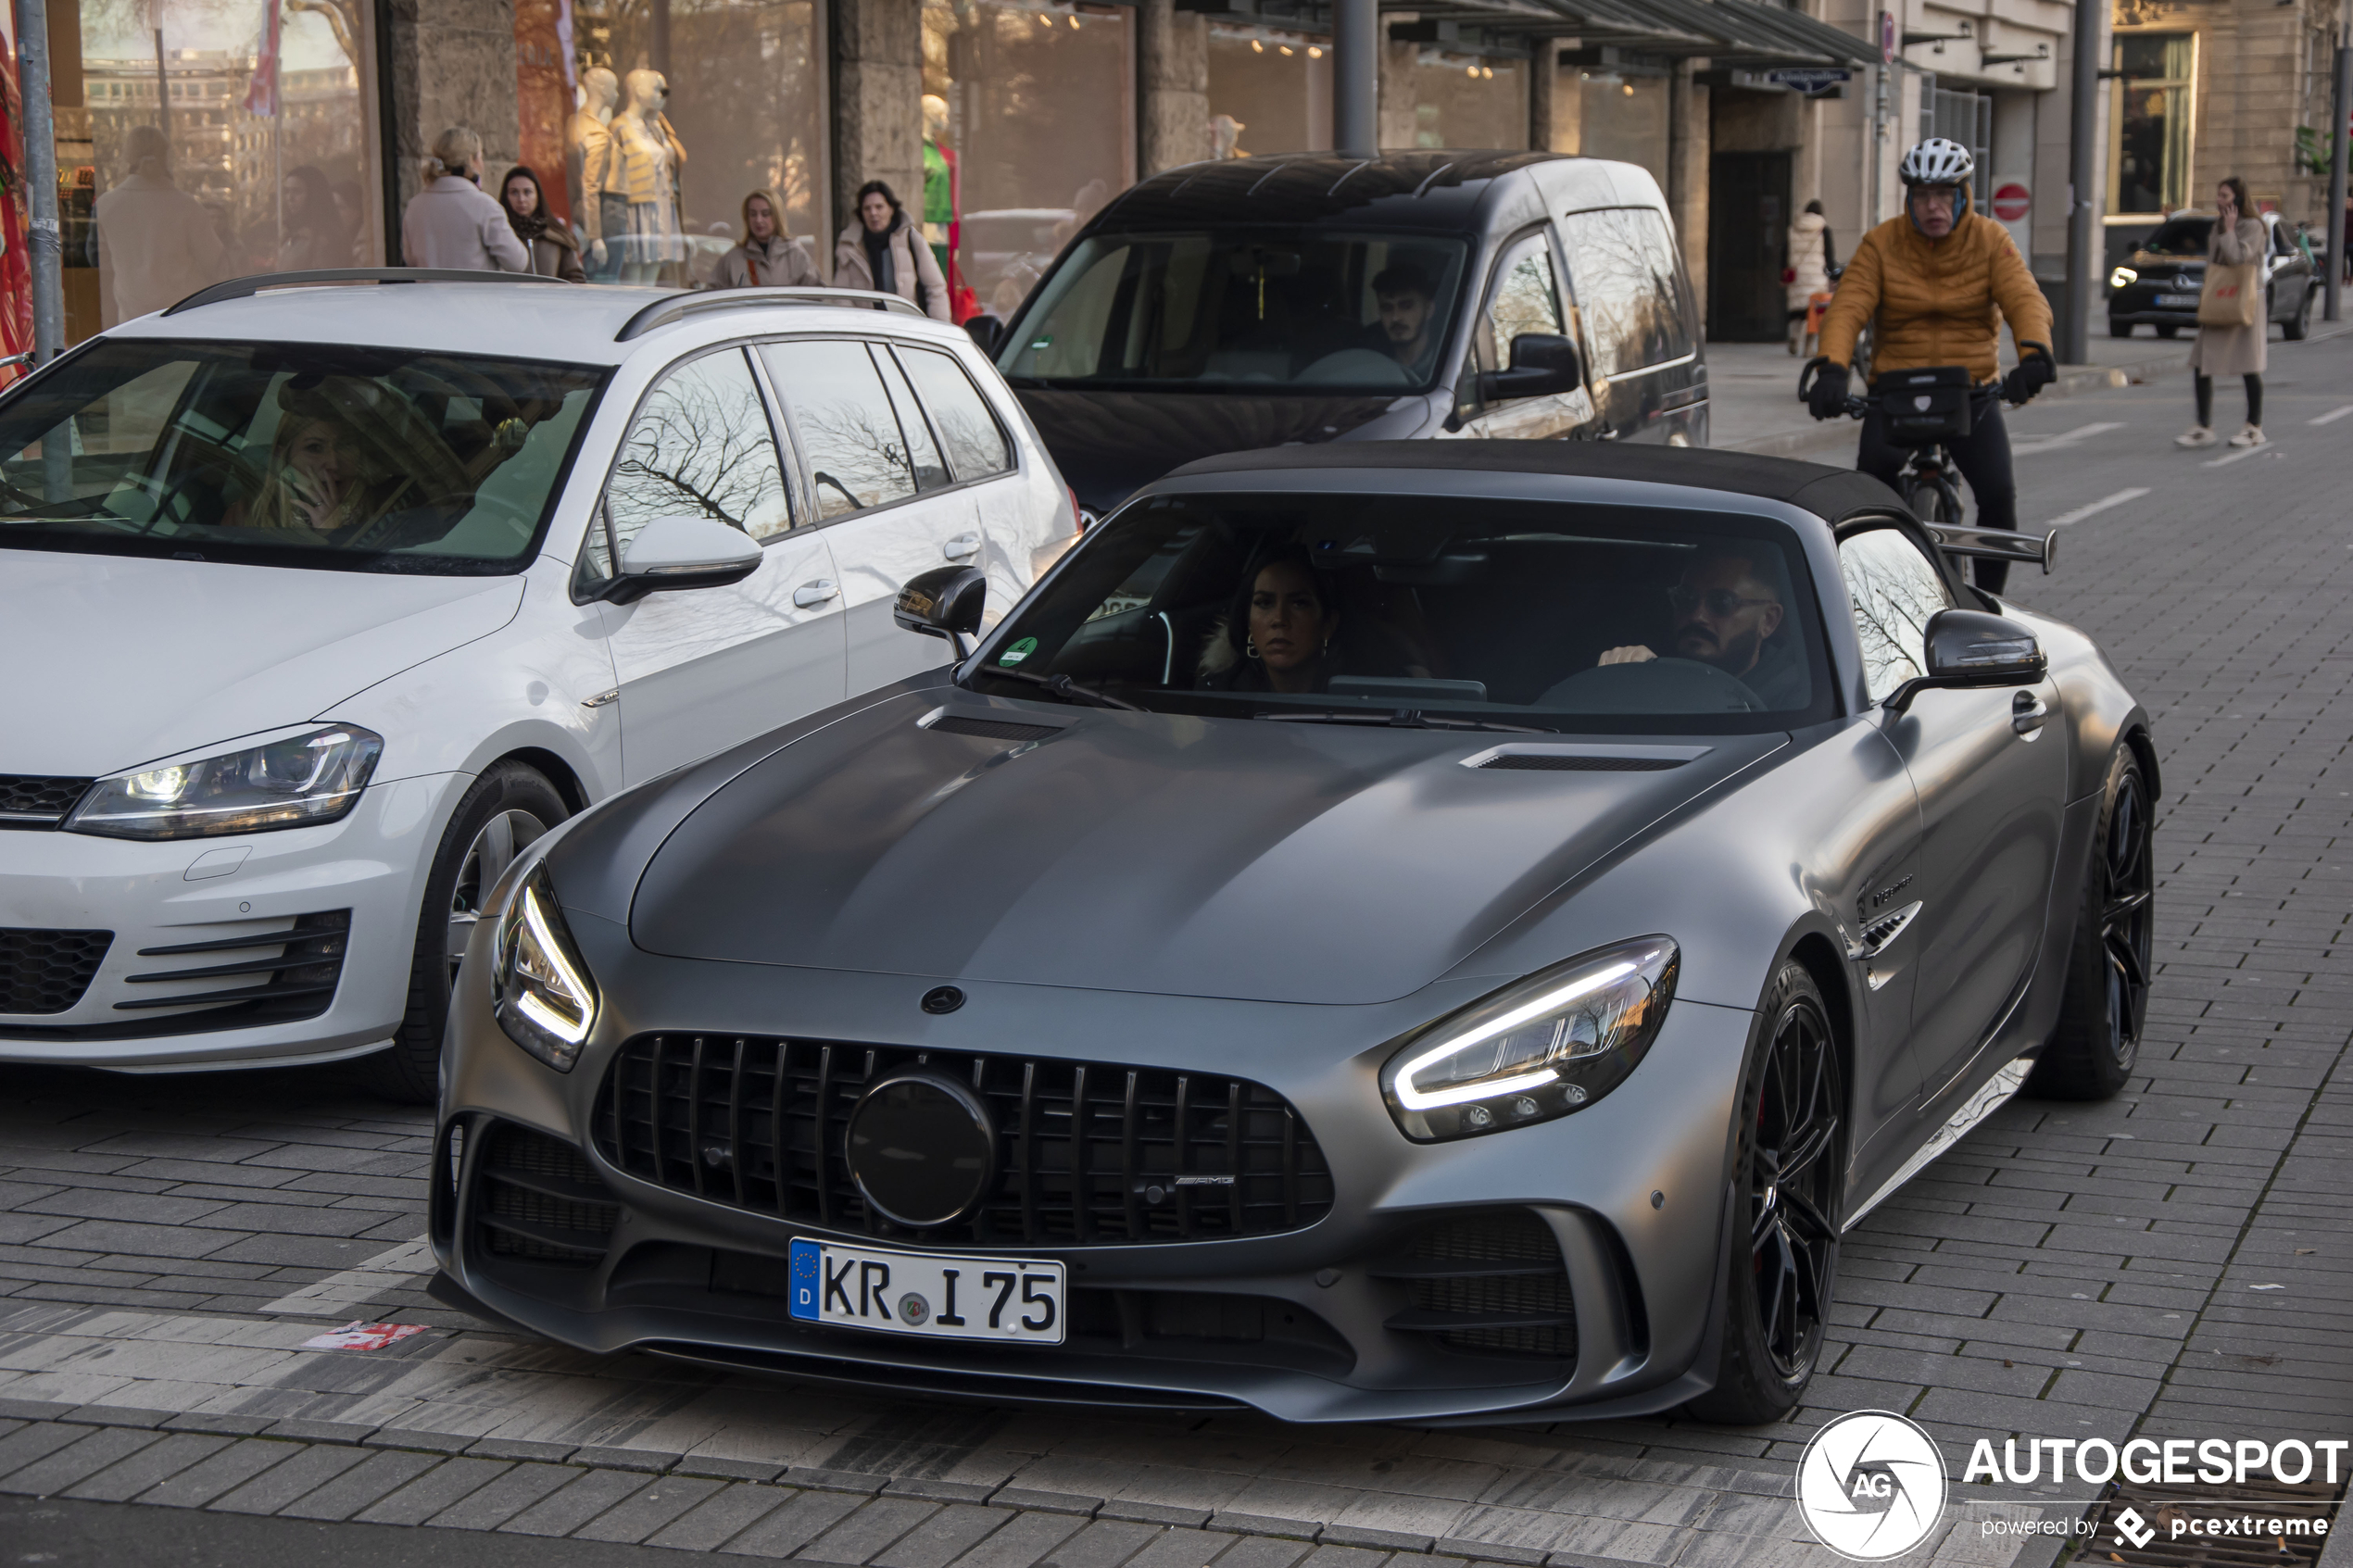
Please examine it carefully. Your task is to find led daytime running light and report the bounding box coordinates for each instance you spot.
[513,884,595,1045]
[1393,960,1638,1110]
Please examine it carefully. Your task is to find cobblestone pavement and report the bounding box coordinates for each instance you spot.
[6,339,2353,1566]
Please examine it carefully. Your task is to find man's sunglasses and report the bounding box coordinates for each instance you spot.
[1668,586,1777,619]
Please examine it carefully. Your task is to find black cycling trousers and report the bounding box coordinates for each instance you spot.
[1857,392,2018,593]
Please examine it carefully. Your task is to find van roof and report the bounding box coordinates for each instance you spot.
[1087,150,1641,234]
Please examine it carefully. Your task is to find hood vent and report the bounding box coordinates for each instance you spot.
[1476,754,1684,772]
[924,713,1063,744]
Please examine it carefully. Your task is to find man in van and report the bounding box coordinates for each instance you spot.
[1805,138,2057,592]
[1373,265,1440,378]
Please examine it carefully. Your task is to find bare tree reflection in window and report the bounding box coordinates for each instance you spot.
[898,347,1013,481]
[604,349,790,561]
[1484,237,1564,370]
[761,340,921,519]
[1839,530,1950,703]
[1561,208,1694,381]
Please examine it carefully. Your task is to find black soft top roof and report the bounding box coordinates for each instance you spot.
[1161,440,1906,523]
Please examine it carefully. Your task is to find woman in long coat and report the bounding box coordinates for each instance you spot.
[832,181,951,321]
[497,167,586,283]
[718,189,821,289]
[2177,176,2268,449]
[1785,199,1833,355]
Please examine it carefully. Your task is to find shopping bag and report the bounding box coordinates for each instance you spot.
[2198,261,2260,328]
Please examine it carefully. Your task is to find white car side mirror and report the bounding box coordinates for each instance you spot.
[605,514,762,604]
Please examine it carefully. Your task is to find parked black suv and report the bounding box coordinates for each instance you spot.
[974,151,1708,515]
[2108,210,2318,341]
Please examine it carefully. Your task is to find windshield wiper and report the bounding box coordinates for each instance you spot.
[1262,709,1552,734]
[976,667,1145,711]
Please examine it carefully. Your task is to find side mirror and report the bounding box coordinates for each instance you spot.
[1476,332,1581,403]
[895,565,987,660]
[602,514,761,605]
[963,315,1004,355]
[1883,608,2047,714]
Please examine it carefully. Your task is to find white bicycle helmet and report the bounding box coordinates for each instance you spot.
[1899,138,1974,225]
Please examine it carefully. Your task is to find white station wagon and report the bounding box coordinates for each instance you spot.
[0,271,1078,1099]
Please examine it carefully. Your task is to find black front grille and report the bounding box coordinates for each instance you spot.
[1377,1210,1577,1361]
[476,1123,622,1267]
[0,775,94,827]
[594,1035,1334,1247]
[0,928,113,1014]
[1477,754,1682,771]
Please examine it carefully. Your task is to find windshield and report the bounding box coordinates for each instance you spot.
[997,231,1470,393]
[972,493,1833,734]
[0,339,605,574]
[2140,218,2213,257]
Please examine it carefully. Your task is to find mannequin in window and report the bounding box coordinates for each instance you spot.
[612,69,686,285]
[568,67,623,282]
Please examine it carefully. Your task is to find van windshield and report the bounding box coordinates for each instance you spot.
[997,231,1469,394]
[0,340,605,574]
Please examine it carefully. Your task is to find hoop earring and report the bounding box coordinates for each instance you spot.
[1244,637,1261,661]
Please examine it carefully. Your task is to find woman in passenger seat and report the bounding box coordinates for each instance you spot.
[1197,546,1346,695]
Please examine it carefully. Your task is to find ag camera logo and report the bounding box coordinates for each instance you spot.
[1797,1411,1950,1561]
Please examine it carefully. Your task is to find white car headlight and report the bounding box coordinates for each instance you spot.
[2109,266,2138,290]
[65,726,383,840]
[1380,936,1678,1141]
[493,865,598,1072]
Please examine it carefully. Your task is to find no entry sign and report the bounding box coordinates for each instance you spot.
[1992,182,2031,221]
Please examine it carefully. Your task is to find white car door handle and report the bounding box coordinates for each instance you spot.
[943,533,982,560]
[792,579,838,608]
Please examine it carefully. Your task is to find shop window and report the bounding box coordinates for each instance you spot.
[2109,31,2196,216]
[44,0,382,344]
[924,0,1136,321]
[1389,46,1526,152]
[1206,25,1332,157]
[541,0,825,288]
[1554,69,1669,194]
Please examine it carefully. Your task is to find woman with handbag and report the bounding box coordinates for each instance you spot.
[2177,177,2268,449]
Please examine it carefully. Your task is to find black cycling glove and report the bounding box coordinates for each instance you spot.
[1806,361,1852,421]
[2003,345,2057,404]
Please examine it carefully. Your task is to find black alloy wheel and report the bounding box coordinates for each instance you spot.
[2029,747,2154,1100]
[1689,962,1844,1424]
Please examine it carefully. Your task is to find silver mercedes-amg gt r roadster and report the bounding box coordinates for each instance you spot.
[432,442,2155,1426]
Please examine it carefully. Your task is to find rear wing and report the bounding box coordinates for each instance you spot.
[1926,522,2057,576]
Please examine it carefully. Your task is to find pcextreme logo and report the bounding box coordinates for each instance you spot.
[1796,1411,1950,1561]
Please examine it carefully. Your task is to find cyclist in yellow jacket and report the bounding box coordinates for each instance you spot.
[1807,139,2057,592]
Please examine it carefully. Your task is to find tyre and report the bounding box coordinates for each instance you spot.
[356,761,566,1103]
[2155,322,2179,339]
[2284,288,2312,341]
[1686,961,1843,1425]
[2108,317,2133,339]
[2026,746,2153,1101]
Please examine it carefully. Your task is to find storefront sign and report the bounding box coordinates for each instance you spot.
[1767,68,1853,94]
[1993,182,2031,221]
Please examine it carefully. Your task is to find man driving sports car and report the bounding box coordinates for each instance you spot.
[1594,543,1808,709]
[1807,138,2056,593]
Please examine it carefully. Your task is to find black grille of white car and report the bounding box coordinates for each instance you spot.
[0,774,94,827]
[594,1035,1336,1246]
[0,928,113,1013]
[476,1123,623,1268]
[117,910,351,1021]
[1376,1210,1577,1361]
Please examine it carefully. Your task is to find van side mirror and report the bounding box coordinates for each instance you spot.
[1883,608,2047,714]
[602,514,761,605]
[896,565,987,660]
[1476,332,1582,403]
[963,315,1004,355]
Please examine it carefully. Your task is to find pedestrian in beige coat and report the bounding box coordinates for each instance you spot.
[718,190,821,289]
[833,181,951,321]
[2177,176,2269,450]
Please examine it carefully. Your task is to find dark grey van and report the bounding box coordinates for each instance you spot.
[980,150,1707,514]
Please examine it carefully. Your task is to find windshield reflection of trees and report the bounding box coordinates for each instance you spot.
[1841,533,1944,699]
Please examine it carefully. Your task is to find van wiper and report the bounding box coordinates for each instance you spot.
[1262,709,1552,734]
[977,667,1144,711]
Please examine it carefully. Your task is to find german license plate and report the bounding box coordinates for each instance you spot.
[787,1237,1066,1345]
[2156,294,2199,307]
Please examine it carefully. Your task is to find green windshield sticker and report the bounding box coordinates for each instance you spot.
[1029,337,1051,350]
[999,636,1038,667]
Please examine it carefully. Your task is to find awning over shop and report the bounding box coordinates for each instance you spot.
[1388,0,1876,66]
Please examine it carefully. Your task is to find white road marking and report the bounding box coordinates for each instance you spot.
[2040,488,2150,528]
[258,1236,436,1315]
[2309,405,2353,425]
[2200,443,2281,468]
[2011,420,2126,456]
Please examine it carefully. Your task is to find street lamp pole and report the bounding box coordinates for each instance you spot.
[1334,0,1378,155]
[2062,0,2101,362]
[12,0,65,367]
[2327,0,2349,321]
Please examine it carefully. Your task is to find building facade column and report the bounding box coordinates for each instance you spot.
[1668,57,1710,310]
[1139,0,1210,174]
[1528,38,1560,151]
[832,0,924,246]
[378,0,524,257]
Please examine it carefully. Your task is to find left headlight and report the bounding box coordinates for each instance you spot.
[2109,266,2138,291]
[65,725,383,840]
[492,865,598,1072]
[1380,936,1678,1142]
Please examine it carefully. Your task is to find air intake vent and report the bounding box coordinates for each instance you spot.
[1377,1210,1577,1361]
[594,1035,1334,1247]
[1476,754,1683,771]
[0,775,94,828]
[927,715,1063,743]
[118,909,350,1022]
[476,1123,621,1267]
[0,929,113,1014]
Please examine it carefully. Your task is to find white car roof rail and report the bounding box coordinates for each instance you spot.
[163,268,576,316]
[614,286,927,342]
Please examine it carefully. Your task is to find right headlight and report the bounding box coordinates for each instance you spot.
[2109,266,2138,290]
[1380,936,1678,1142]
[492,865,598,1072]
